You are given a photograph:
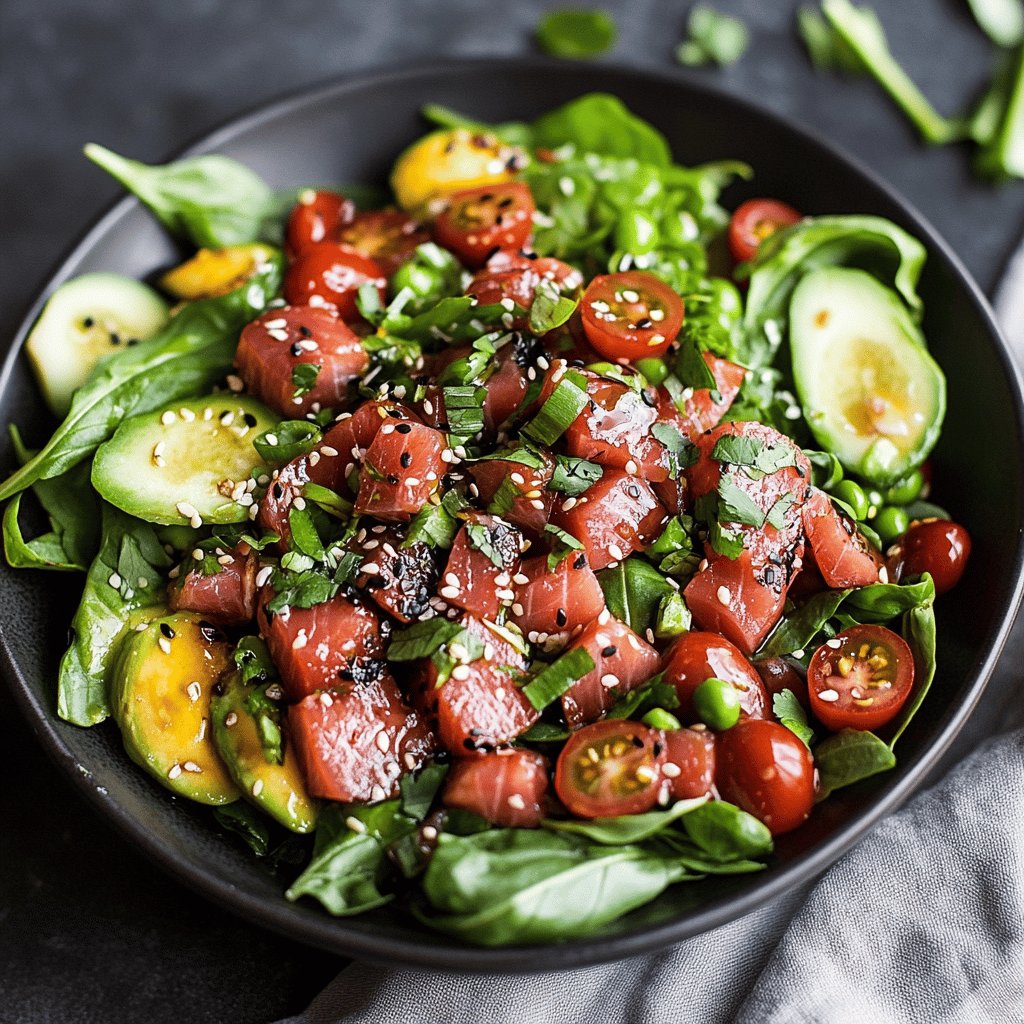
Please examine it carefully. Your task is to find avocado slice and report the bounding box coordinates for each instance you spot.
[111,612,239,805]
[92,394,277,526]
[790,267,946,485]
[212,672,318,833]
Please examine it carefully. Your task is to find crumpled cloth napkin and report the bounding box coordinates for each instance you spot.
[275,269,1024,1024]
[279,731,1024,1024]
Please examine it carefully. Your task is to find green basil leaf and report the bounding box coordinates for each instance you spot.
[519,722,572,743]
[544,522,584,571]
[521,647,596,711]
[841,574,935,622]
[550,455,603,496]
[761,589,852,657]
[233,635,276,686]
[680,800,774,861]
[288,506,325,560]
[443,384,487,440]
[405,499,459,549]
[814,727,896,799]
[598,557,676,635]
[291,362,321,399]
[528,283,580,334]
[606,673,678,719]
[400,763,449,820]
[535,8,617,59]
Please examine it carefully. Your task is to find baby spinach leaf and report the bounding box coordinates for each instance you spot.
[761,589,851,656]
[0,257,283,501]
[814,727,896,798]
[399,763,449,821]
[286,802,416,916]
[418,829,693,946]
[606,674,679,720]
[841,573,934,622]
[542,798,709,845]
[887,601,937,747]
[740,214,925,368]
[598,557,677,635]
[213,803,272,857]
[84,144,276,248]
[680,800,774,861]
[535,9,617,60]
[58,504,171,726]
[676,4,750,67]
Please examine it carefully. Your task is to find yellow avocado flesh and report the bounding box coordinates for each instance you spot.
[160,244,277,301]
[113,613,239,805]
[212,673,318,833]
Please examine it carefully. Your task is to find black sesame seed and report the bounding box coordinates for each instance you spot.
[400,452,412,468]
[631,736,645,748]
[290,343,303,357]
[636,317,653,329]
[387,474,399,485]
[556,608,568,627]
[272,483,284,500]
[463,738,478,751]
[395,423,412,434]
[573,553,587,570]
[299,325,312,337]
[653,741,663,757]
[160,623,175,639]
[601,645,617,657]
[82,317,94,328]
[243,413,257,427]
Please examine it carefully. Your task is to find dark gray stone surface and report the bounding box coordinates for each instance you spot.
[0,1,1022,1022]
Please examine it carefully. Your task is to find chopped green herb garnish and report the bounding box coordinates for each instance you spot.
[291,362,321,399]
[522,370,589,446]
[521,647,596,711]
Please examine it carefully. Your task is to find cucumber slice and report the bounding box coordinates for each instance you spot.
[25,273,169,417]
[92,395,277,526]
[790,267,945,485]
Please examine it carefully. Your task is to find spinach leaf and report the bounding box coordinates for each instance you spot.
[84,144,276,247]
[400,763,449,820]
[529,94,672,166]
[814,727,896,798]
[286,802,416,916]
[542,798,709,845]
[680,800,774,861]
[841,573,935,622]
[818,0,961,145]
[966,0,1024,47]
[418,829,693,946]
[58,504,170,726]
[598,557,677,635]
[740,214,925,368]
[535,9,617,60]
[0,257,283,501]
[676,4,750,67]
[213,802,271,857]
[888,601,937,747]
[606,674,679,720]
[761,588,851,656]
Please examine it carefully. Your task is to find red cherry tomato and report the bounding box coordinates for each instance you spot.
[807,624,915,733]
[660,727,716,800]
[339,210,429,276]
[554,719,664,818]
[728,198,801,263]
[283,243,387,320]
[756,656,809,711]
[889,519,971,596]
[434,183,536,267]
[286,189,355,256]
[716,719,815,835]
[580,271,684,361]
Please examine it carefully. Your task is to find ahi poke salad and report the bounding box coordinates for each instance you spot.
[0,94,970,946]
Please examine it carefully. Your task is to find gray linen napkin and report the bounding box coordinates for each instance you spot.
[276,279,1024,1024]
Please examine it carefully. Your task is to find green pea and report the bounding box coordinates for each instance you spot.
[865,488,885,520]
[693,677,742,731]
[642,708,682,731]
[830,479,870,521]
[883,469,925,506]
[614,209,660,255]
[874,505,910,545]
[391,261,444,299]
[636,357,669,387]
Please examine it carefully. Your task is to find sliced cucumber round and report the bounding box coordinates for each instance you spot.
[25,273,169,417]
[92,395,277,526]
[790,267,945,485]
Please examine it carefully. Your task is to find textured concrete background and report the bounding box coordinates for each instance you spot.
[1,2,1022,1022]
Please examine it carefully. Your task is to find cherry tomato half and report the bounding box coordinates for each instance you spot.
[888,519,971,596]
[727,199,801,264]
[283,243,387,320]
[554,719,664,818]
[716,719,815,835]
[580,271,684,362]
[286,189,356,257]
[434,182,536,268]
[660,727,716,801]
[807,624,914,733]
[339,211,429,276]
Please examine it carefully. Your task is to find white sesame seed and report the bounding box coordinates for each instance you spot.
[292,631,308,650]
[161,411,176,426]
[186,681,201,702]
[251,779,264,797]
[451,664,471,681]
[225,712,238,727]
[826,638,843,650]
[818,688,840,702]
[176,501,198,519]
[512,602,525,617]
[370,784,387,802]
[362,562,382,576]
[158,638,172,655]
[440,585,461,600]
[793,649,806,659]
[190,514,203,529]
[346,815,367,834]
[107,572,122,590]
[167,764,183,780]
[320,445,338,457]
[625,460,638,476]
[878,565,889,584]
[662,762,681,779]
[226,374,244,392]
[717,585,731,607]
[608,543,625,562]
[375,731,390,753]
[319,692,334,707]
[601,673,620,688]
[404,752,418,770]
[179,407,195,422]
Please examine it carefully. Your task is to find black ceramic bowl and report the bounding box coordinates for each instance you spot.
[2,59,1023,972]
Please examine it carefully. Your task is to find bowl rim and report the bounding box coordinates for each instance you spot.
[2,55,1024,973]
